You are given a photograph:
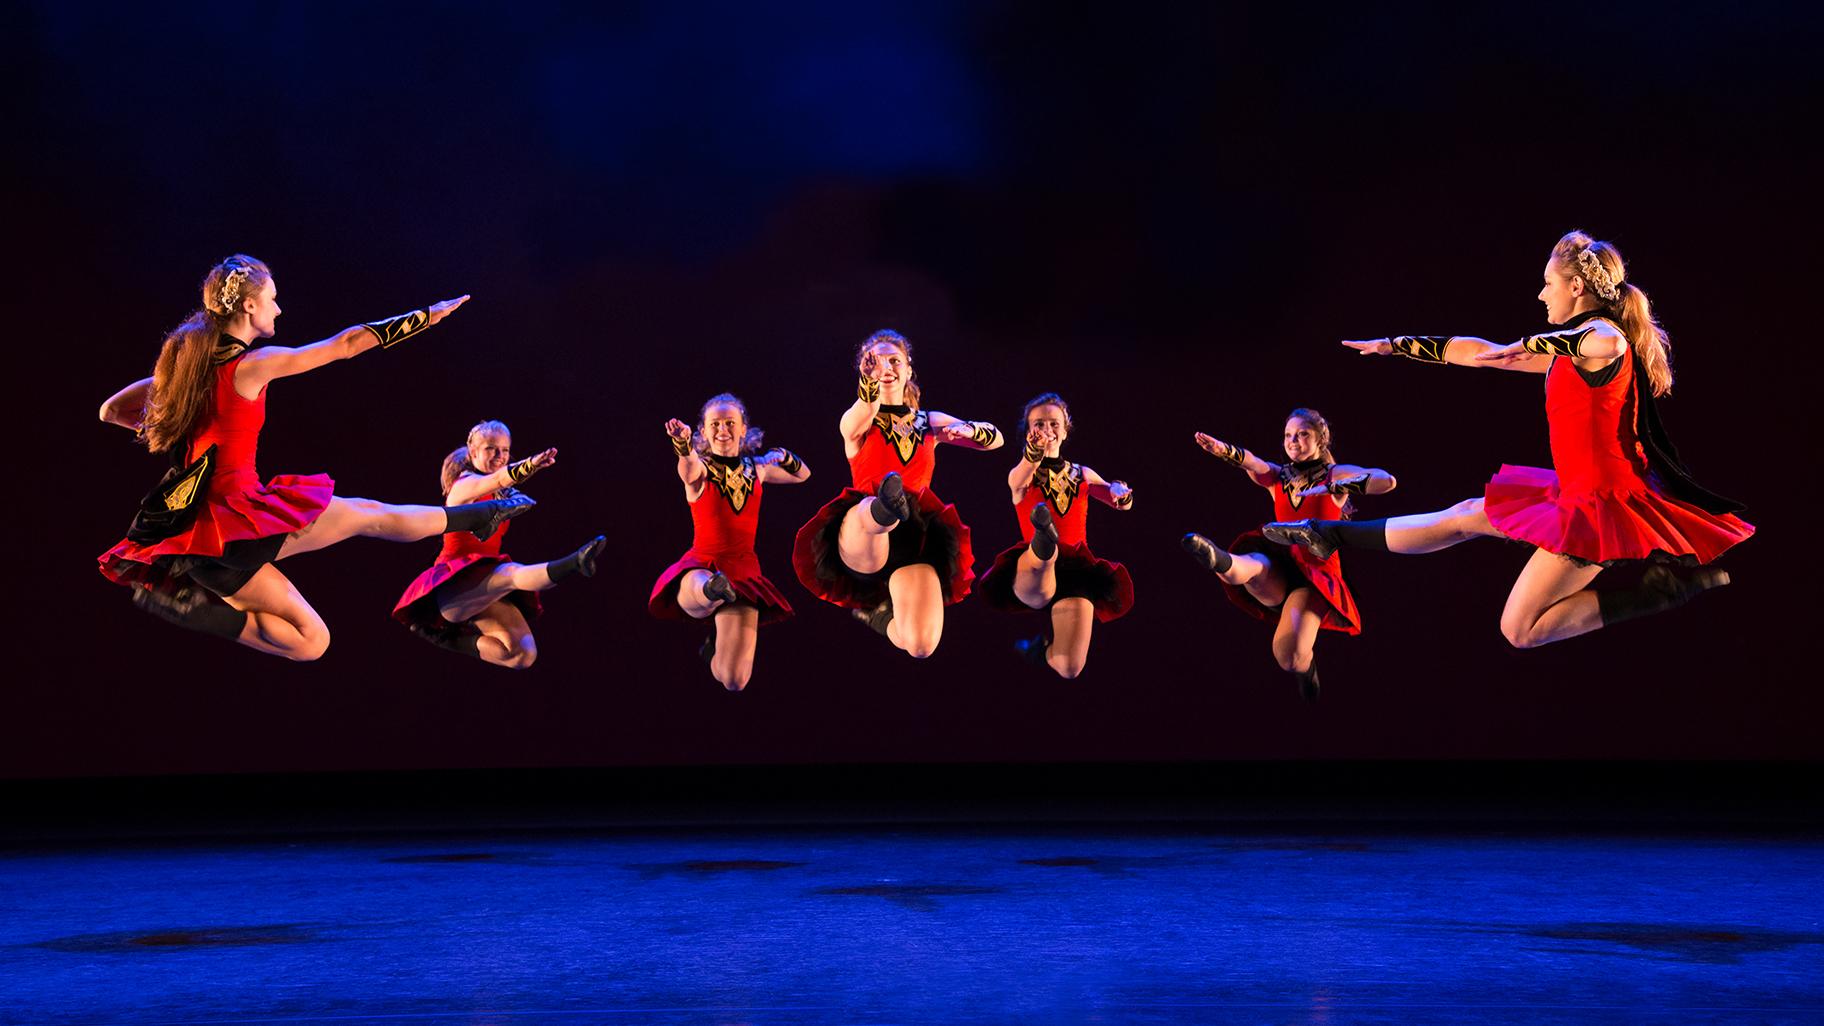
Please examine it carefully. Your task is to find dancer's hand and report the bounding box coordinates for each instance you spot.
[427,295,471,326]
[1106,480,1134,506]
[665,419,692,441]
[1296,472,1364,499]
[1342,338,1393,356]
[1193,432,1228,456]
[525,447,558,472]
[938,420,976,443]
[1474,340,1532,366]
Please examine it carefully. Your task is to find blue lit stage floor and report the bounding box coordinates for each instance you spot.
[3,827,1821,1024]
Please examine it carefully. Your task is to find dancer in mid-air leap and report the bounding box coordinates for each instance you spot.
[1183,409,1395,700]
[1264,231,1752,650]
[650,394,808,691]
[792,330,1003,659]
[979,393,1135,680]
[99,254,530,660]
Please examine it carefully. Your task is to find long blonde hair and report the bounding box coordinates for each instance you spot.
[1551,231,1673,397]
[141,255,272,453]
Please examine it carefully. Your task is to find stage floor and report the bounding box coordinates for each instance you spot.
[4,827,1820,1024]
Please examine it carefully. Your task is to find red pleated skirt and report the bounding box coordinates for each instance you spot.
[393,552,543,629]
[99,470,336,587]
[649,548,794,625]
[1220,528,1361,635]
[1483,463,1754,567]
[979,540,1134,622]
[790,486,974,609]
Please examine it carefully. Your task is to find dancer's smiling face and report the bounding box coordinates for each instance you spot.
[863,342,910,401]
[1026,403,1069,455]
[470,431,511,474]
[1283,418,1322,462]
[702,402,746,457]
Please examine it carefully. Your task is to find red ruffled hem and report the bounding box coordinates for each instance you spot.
[1219,529,1361,635]
[649,550,794,625]
[1483,464,1754,567]
[979,540,1134,622]
[99,472,336,586]
[790,485,975,610]
[392,552,544,629]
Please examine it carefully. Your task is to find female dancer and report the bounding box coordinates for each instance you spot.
[1182,409,1396,700]
[979,393,1135,679]
[1264,230,1753,649]
[649,394,808,691]
[98,254,531,660]
[791,330,1004,659]
[392,420,605,669]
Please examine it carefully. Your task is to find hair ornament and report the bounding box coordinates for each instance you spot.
[1575,246,1622,302]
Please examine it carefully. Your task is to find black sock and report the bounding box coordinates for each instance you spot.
[1318,518,1389,551]
[444,494,533,539]
[1598,565,1729,627]
[548,536,605,583]
[133,586,249,639]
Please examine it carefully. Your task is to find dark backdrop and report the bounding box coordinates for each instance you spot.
[10,2,1818,779]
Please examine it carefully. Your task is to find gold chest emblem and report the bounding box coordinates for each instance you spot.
[706,458,757,514]
[1279,463,1329,512]
[873,410,928,464]
[1038,462,1081,516]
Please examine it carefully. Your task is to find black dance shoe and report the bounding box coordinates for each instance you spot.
[1294,664,1321,703]
[703,572,739,606]
[549,535,607,582]
[1180,532,1232,574]
[1261,519,1335,561]
[406,622,482,659]
[851,599,895,636]
[132,583,247,640]
[698,620,717,664]
[447,492,537,541]
[1029,502,1060,561]
[870,473,911,526]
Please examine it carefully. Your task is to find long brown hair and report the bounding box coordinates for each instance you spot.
[440,419,510,496]
[140,255,272,454]
[856,329,922,408]
[1551,231,1673,397]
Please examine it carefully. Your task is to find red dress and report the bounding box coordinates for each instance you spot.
[393,498,542,629]
[649,455,793,624]
[979,459,1134,622]
[99,354,335,589]
[1483,331,1754,566]
[791,406,975,609]
[1224,464,1361,635]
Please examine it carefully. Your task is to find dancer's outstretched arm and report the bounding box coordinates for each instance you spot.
[1082,466,1135,510]
[665,419,707,500]
[1193,432,1279,488]
[929,411,1004,450]
[1292,463,1397,501]
[1343,322,1626,375]
[99,377,153,430]
[234,295,471,395]
[448,447,557,506]
[757,447,811,484]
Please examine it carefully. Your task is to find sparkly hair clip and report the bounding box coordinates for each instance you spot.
[1575,247,1622,302]
[215,266,251,315]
